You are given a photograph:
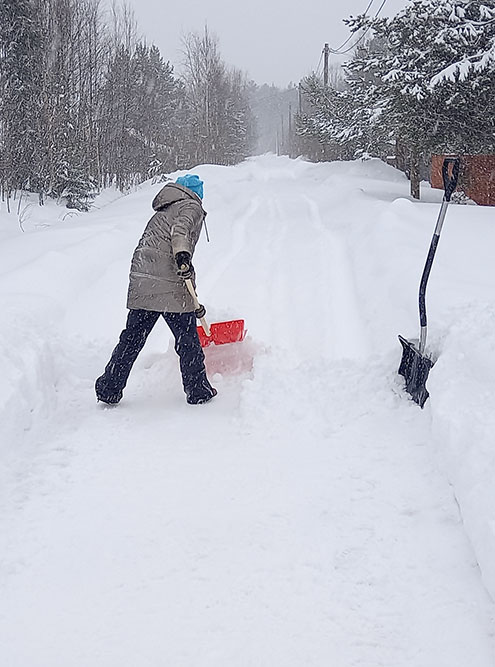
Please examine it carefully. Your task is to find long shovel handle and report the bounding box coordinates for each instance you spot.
[418,157,460,353]
[184,277,211,337]
[442,157,460,203]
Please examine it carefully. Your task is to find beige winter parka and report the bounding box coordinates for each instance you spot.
[126,183,206,313]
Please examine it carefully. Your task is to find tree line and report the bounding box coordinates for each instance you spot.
[296,0,495,198]
[0,0,256,211]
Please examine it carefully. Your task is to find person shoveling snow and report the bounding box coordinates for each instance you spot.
[95,174,218,405]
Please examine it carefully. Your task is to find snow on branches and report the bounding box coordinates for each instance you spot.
[344,0,495,153]
[431,1,495,85]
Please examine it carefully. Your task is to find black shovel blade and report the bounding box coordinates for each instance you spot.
[398,335,434,408]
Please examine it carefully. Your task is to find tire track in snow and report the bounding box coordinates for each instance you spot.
[266,193,322,359]
[302,194,371,360]
[253,195,290,346]
[198,197,261,295]
[261,190,370,362]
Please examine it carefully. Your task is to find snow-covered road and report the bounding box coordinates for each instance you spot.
[1,156,494,666]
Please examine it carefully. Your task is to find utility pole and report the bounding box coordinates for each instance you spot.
[288,104,292,158]
[323,43,330,87]
[281,112,285,155]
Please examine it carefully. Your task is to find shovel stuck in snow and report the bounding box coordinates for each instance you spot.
[183,277,246,348]
[398,157,460,407]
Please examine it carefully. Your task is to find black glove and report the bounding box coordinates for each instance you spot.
[176,251,192,279]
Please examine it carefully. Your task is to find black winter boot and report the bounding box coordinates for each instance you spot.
[186,382,217,405]
[95,375,123,405]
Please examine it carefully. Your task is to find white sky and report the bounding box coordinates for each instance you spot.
[124,0,409,87]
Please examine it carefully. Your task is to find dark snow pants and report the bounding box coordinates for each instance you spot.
[95,309,213,403]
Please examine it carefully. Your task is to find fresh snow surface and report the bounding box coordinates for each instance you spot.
[1,155,495,666]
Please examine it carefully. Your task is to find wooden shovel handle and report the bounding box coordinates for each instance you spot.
[184,278,211,337]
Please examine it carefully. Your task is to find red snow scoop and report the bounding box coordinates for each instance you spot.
[184,277,246,348]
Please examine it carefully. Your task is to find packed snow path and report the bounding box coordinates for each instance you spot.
[1,156,494,666]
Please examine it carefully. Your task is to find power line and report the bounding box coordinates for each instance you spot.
[329,0,388,56]
[328,0,377,54]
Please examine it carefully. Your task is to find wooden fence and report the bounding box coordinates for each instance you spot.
[431,154,495,206]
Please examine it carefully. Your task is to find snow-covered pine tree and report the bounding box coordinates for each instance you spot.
[215,69,256,165]
[128,44,186,177]
[0,0,44,205]
[295,46,393,164]
[57,159,96,211]
[99,43,136,190]
[182,28,254,166]
[100,40,190,189]
[296,68,389,162]
[296,73,354,161]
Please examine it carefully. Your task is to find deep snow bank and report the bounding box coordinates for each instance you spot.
[428,304,495,598]
[0,188,141,452]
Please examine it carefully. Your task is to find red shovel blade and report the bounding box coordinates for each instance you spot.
[197,319,246,347]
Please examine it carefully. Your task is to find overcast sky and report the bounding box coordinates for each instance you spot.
[124,0,409,87]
